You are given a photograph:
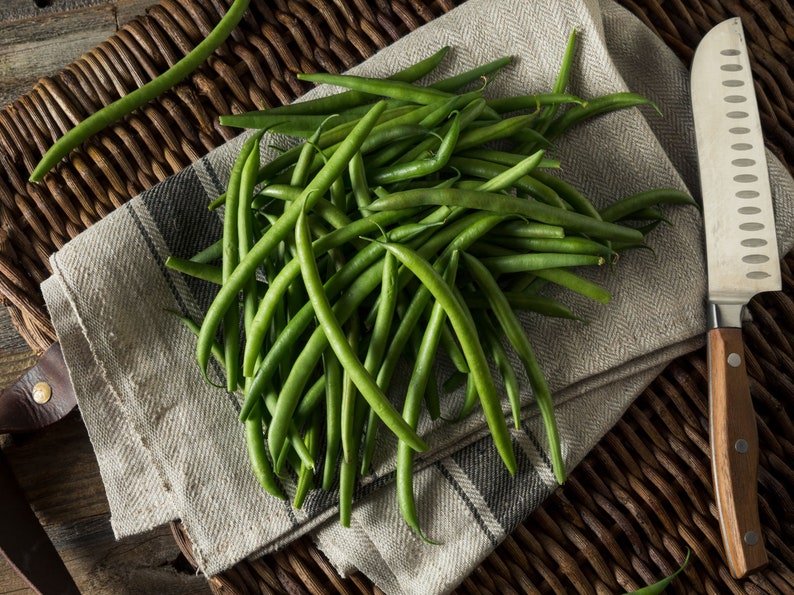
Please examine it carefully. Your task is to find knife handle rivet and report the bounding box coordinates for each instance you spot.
[31,381,51,405]
[744,531,760,546]
[727,352,742,368]
[735,438,749,454]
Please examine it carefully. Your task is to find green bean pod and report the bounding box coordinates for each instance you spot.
[375,241,517,475]
[462,252,565,484]
[30,0,252,181]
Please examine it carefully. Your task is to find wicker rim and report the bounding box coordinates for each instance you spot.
[0,1,792,593]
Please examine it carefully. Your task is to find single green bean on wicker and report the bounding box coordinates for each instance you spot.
[29,0,251,181]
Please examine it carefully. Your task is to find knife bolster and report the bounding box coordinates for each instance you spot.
[707,301,744,329]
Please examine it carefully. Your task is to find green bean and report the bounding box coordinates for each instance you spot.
[298,72,450,105]
[360,251,399,474]
[544,92,659,141]
[597,189,695,222]
[613,206,671,225]
[189,239,223,264]
[293,374,328,423]
[284,208,426,458]
[197,101,387,380]
[338,393,368,527]
[495,220,565,239]
[374,241,517,474]
[528,171,601,220]
[322,350,343,490]
[293,411,321,509]
[462,253,565,484]
[250,103,422,186]
[474,150,547,192]
[430,55,512,93]
[396,254,458,539]
[485,92,585,114]
[29,0,252,181]
[454,114,535,151]
[243,218,435,424]
[222,133,260,392]
[239,208,421,381]
[439,322,469,374]
[340,317,360,464]
[534,29,578,134]
[467,241,515,258]
[446,157,566,208]
[458,370,479,420]
[240,134,264,331]
[367,188,644,243]
[220,112,359,132]
[456,148,560,170]
[493,236,616,258]
[533,268,611,304]
[165,256,223,285]
[245,400,286,500]
[347,151,371,209]
[291,117,336,187]
[370,113,460,185]
[481,324,521,429]
[395,96,487,165]
[238,46,451,119]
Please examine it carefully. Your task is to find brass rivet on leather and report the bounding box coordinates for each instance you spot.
[32,381,52,404]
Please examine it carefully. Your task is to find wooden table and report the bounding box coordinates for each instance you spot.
[0,2,212,592]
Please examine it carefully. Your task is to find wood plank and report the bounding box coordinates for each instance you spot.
[0,412,211,594]
[0,0,159,107]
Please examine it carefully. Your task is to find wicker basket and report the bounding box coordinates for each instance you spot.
[0,1,791,593]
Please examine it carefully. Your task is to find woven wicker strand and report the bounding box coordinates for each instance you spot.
[0,1,792,594]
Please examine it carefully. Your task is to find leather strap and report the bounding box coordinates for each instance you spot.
[1,341,80,593]
[0,343,77,434]
[0,449,80,594]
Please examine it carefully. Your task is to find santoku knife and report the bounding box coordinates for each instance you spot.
[691,17,779,578]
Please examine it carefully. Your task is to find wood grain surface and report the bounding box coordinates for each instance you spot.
[0,1,211,593]
[0,0,156,107]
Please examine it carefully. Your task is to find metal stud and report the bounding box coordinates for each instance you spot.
[744,531,760,546]
[32,381,51,404]
[727,352,742,367]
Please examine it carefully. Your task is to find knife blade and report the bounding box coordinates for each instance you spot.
[690,17,779,578]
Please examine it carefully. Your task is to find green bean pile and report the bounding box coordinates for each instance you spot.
[167,37,695,534]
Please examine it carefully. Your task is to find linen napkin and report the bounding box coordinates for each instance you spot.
[41,0,794,592]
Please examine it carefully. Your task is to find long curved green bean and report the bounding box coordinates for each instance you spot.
[598,189,695,222]
[289,209,427,455]
[30,0,251,181]
[462,252,565,484]
[374,241,517,475]
[367,188,644,243]
[297,72,451,105]
[544,92,659,141]
[245,400,286,500]
[396,254,458,541]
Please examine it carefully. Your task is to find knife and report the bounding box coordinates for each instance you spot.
[690,17,779,578]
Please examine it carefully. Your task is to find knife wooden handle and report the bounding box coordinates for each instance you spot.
[708,327,768,578]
